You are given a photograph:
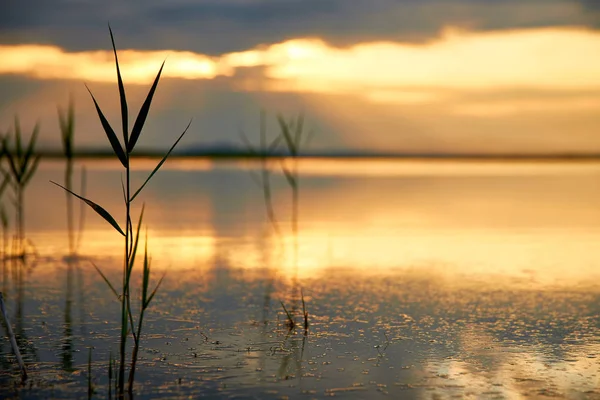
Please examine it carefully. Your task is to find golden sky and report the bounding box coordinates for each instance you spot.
[1,25,600,154]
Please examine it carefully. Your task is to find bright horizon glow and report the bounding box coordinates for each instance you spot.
[2,26,600,110]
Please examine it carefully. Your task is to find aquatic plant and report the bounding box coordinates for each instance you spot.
[280,300,295,330]
[277,113,313,272]
[58,99,87,255]
[52,26,190,397]
[2,117,41,256]
[239,110,283,236]
[0,292,26,381]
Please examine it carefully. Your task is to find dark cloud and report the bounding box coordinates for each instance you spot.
[1,0,599,53]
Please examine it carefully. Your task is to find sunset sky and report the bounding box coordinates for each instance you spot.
[2,0,600,154]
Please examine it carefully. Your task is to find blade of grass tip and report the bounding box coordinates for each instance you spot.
[21,155,41,187]
[20,122,39,174]
[127,60,165,153]
[91,262,119,299]
[58,106,73,158]
[85,85,127,168]
[108,24,129,148]
[129,119,191,202]
[51,181,126,236]
[277,115,296,156]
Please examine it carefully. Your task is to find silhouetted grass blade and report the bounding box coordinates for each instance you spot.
[22,155,41,187]
[109,25,129,148]
[58,101,74,158]
[51,181,126,236]
[145,274,164,309]
[130,119,191,202]
[21,122,39,174]
[92,262,119,299]
[127,206,144,273]
[277,115,296,155]
[85,85,128,168]
[0,170,10,197]
[128,61,165,153]
[3,137,20,183]
[282,165,295,187]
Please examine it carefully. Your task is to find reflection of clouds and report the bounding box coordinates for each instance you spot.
[424,325,600,398]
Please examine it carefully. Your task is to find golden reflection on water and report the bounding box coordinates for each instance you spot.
[24,159,600,291]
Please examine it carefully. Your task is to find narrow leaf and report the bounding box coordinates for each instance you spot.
[120,175,126,205]
[3,137,21,182]
[51,181,125,236]
[130,119,191,202]
[128,61,165,153]
[0,170,10,197]
[144,272,164,309]
[0,205,8,230]
[127,206,145,273]
[91,262,119,299]
[58,104,73,158]
[277,115,296,155]
[281,164,295,187]
[86,85,127,168]
[21,122,40,174]
[21,155,41,187]
[109,25,129,148]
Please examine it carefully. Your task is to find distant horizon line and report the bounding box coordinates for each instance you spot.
[25,148,600,161]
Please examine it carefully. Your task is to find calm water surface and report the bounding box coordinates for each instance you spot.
[1,159,599,399]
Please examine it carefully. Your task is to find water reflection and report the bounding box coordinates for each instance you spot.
[0,159,599,398]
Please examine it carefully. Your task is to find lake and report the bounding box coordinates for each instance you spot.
[1,158,599,399]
